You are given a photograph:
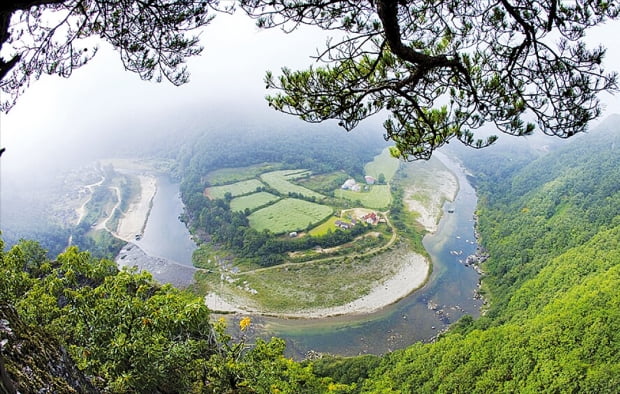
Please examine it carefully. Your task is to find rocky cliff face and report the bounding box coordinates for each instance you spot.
[0,304,98,393]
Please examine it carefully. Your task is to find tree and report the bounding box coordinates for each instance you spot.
[240,0,619,160]
[0,0,224,112]
[2,1,619,160]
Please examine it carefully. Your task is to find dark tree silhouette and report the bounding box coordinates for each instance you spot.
[241,0,619,159]
[0,0,224,112]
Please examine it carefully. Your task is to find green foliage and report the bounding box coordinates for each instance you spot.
[244,0,618,159]
[9,246,215,392]
[189,317,346,393]
[357,124,620,392]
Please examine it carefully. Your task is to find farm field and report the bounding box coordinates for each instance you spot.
[295,171,349,194]
[230,192,280,212]
[204,163,282,185]
[204,179,265,199]
[248,198,333,234]
[365,147,400,182]
[260,170,324,200]
[335,185,392,210]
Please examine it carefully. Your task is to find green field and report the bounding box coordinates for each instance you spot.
[248,198,333,234]
[204,163,282,185]
[365,147,400,182]
[204,179,265,200]
[230,192,280,212]
[308,216,341,236]
[260,170,324,200]
[335,185,392,209]
[295,171,349,194]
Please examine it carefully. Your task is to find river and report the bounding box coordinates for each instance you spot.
[134,176,197,266]
[132,156,482,358]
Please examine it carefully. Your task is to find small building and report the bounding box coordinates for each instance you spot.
[341,178,357,189]
[365,175,376,184]
[361,212,378,225]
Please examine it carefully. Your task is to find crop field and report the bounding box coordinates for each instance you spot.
[365,147,400,182]
[295,171,349,194]
[260,170,324,200]
[204,179,265,200]
[230,192,280,212]
[204,163,282,185]
[248,198,333,233]
[335,185,392,210]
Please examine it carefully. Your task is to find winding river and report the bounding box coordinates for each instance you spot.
[133,155,482,358]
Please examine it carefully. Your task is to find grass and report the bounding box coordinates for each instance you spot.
[295,171,349,194]
[260,170,324,200]
[230,192,280,212]
[308,216,341,236]
[335,185,392,210]
[248,198,333,234]
[205,163,283,185]
[365,147,401,182]
[204,179,265,200]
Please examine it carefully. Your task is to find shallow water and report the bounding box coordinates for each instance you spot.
[134,175,197,266]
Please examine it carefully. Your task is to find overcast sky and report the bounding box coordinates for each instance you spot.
[1,11,620,189]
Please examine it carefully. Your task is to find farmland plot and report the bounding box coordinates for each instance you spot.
[335,185,392,210]
[260,170,324,200]
[248,198,333,233]
[204,179,265,200]
[230,192,280,212]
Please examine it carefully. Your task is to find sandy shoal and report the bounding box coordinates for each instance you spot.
[116,175,157,241]
[204,252,429,318]
[405,169,458,233]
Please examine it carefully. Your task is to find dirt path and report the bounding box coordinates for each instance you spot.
[95,186,121,231]
[75,175,106,225]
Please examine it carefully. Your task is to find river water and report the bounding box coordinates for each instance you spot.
[134,176,197,266]
[134,157,482,358]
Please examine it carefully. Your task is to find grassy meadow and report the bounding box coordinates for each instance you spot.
[204,163,282,185]
[230,192,280,212]
[365,147,400,182]
[335,185,392,210]
[248,198,333,233]
[204,179,265,199]
[260,170,324,200]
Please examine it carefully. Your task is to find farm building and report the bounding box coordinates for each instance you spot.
[361,212,379,225]
[341,179,356,189]
[365,175,376,184]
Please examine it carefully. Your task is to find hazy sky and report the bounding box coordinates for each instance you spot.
[1,11,620,187]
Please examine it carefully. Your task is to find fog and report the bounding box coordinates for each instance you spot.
[1,10,620,243]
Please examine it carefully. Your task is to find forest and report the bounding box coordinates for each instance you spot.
[2,117,620,392]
